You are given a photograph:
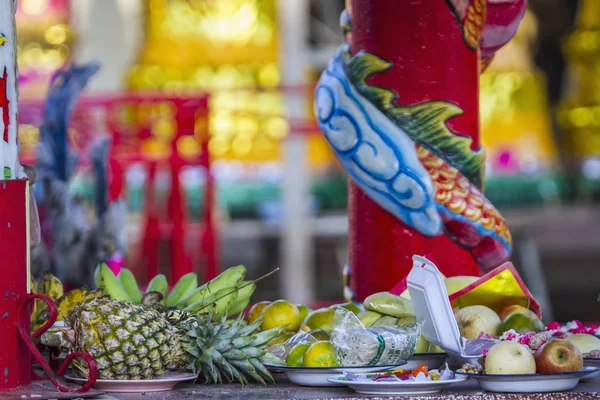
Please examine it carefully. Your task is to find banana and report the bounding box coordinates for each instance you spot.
[165,272,198,307]
[146,274,169,301]
[118,268,142,304]
[183,287,239,318]
[357,310,383,327]
[32,272,64,330]
[182,286,211,307]
[226,282,256,317]
[37,272,64,300]
[100,264,133,302]
[56,287,90,321]
[373,315,399,326]
[183,265,246,307]
[94,265,104,289]
[364,292,415,318]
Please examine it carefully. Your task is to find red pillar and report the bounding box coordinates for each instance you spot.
[343,0,525,300]
[0,181,31,390]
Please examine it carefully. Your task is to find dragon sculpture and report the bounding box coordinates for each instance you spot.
[316,0,527,300]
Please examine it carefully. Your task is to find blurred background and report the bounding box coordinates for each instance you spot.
[17,0,600,323]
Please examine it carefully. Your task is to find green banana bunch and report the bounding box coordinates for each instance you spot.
[118,268,143,304]
[146,274,168,304]
[227,281,256,317]
[183,265,246,307]
[165,272,198,306]
[93,264,257,317]
[98,264,133,302]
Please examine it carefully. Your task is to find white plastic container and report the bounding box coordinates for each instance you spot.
[406,255,483,366]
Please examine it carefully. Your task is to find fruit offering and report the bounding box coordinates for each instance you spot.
[461,330,585,375]
[95,264,256,319]
[453,303,544,339]
[43,297,284,383]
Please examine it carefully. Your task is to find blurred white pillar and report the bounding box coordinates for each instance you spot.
[278,0,314,303]
[70,0,143,92]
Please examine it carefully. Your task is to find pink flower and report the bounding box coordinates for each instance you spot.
[546,321,561,331]
[482,349,489,356]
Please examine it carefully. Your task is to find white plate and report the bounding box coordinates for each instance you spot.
[403,353,447,370]
[65,372,197,393]
[582,358,600,382]
[327,375,468,395]
[456,367,599,393]
[263,364,406,387]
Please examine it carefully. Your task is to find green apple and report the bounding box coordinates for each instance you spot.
[499,304,537,321]
[498,312,545,335]
[485,341,536,374]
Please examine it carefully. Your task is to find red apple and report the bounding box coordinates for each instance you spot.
[534,339,583,374]
[499,304,537,321]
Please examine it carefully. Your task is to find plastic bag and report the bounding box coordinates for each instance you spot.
[267,331,317,362]
[331,308,422,366]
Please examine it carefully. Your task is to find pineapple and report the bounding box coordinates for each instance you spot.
[65,297,284,383]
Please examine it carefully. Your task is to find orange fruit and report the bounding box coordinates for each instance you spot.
[261,300,302,332]
[267,331,295,346]
[286,343,311,367]
[303,341,340,368]
[296,304,313,322]
[247,301,270,325]
[304,308,335,333]
[309,329,330,341]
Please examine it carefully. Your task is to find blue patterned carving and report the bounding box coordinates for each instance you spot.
[315,49,442,236]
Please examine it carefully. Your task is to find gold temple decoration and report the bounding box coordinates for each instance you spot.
[480,9,559,176]
[16,0,74,98]
[558,0,600,161]
[128,0,334,166]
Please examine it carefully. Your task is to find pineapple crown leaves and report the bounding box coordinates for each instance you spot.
[178,312,280,385]
[342,49,486,188]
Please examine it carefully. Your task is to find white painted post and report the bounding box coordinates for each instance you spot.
[277,0,314,303]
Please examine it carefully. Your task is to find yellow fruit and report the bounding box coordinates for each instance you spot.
[299,324,311,332]
[309,329,331,341]
[303,308,335,333]
[286,343,311,367]
[296,304,313,322]
[303,341,340,368]
[247,301,270,325]
[261,300,301,332]
[268,331,295,346]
